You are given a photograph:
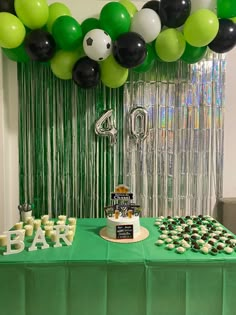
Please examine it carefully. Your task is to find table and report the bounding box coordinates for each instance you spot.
[0,218,236,315]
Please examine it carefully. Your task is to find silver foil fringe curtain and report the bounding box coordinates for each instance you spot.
[18,52,225,218]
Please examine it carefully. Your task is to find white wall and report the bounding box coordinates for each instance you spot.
[0,54,19,233]
[0,0,236,232]
[223,49,236,197]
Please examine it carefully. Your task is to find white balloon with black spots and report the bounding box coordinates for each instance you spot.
[83,29,112,62]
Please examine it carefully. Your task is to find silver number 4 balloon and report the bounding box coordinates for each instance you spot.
[95,109,117,145]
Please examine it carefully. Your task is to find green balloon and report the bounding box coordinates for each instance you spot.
[155,29,186,62]
[181,43,208,64]
[184,9,219,47]
[52,16,83,51]
[81,18,100,38]
[47,2,71,33]
[100,54,129,88]
[100,2,131,40]
[133,44,156,73]
[0,12,26,48]
[151,41,164,61]
[217,0,236,19]
[50,48,83,80]
[2,43,29,62]
[15,0,49,29]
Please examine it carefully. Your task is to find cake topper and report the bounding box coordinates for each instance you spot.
[104,184,141,218]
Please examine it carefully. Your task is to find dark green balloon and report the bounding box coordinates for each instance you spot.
[81,18,100,38]
[217,0,236,19]
[100,2,131,40]
[133,44,156,73]
[52,15,83,50]
[2,43,29,62]
[181,42,207,64]
[151,40,165,61]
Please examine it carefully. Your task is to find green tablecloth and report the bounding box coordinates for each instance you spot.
[0,218,236,315]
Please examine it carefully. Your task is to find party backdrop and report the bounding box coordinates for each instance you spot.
[18,52,225,218]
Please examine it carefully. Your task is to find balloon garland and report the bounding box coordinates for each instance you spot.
[0,0,236,89]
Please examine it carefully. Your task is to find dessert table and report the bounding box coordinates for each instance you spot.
[0,218,235,315]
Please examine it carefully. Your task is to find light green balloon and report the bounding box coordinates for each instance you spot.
[155,29,186,62]
[15,0,49,29]
[119,0,138,18]
[50,48,84,80]
[47,2,71,33]
[183,9,219,47]
[0,12,26,48]
[100,54,129,88]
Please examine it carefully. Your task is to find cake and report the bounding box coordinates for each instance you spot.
[104,185,141,240]
[106,215,140,239]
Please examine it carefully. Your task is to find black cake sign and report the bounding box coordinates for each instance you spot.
[116,224,134,239]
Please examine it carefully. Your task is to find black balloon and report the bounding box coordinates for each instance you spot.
[24,30,56,62]
[142,0,162,16]
[208,19,236,54]
[142,0,164,27]
[113,32,146,68]
[72,57,100,89]
[143,0,191,28]
[0,0,16,15]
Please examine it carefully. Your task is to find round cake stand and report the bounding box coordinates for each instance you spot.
[99,226,149,243]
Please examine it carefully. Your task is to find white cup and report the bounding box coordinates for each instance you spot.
[44,226,53,237]
[66,231,74,242]
[50,231,57,242]
[26,216,34,225]
[14,222,23,230]
[58,215,67,222]
[44,220,54,226]
[41,215,49,225]
[33,219,41,230]
[24,225,33,236]
[68,217,76,226]
[0,235,7,246]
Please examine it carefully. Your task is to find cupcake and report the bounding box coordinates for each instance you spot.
[166,244,175,250]
[210,248,218,256]
[160,234,168,239]
[176,246,186,254]
[155,240,164,246]
[192,243,200,252]
[201,246,209,254]
[224,247,233,254]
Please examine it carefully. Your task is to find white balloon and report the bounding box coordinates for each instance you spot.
[131,8,161,43]
[191,0,217,14]
[83,29,112,62]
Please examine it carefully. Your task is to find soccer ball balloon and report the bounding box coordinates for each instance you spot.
[83,28,112,61]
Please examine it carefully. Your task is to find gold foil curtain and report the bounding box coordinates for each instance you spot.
[18,52,225,218]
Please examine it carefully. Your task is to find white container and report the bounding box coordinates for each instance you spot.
[20,210,32,223]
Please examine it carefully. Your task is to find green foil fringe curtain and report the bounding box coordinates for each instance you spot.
[18,63,124,218]
[18,53,225,218]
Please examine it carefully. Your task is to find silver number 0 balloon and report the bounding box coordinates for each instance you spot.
[129,107,149,142]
